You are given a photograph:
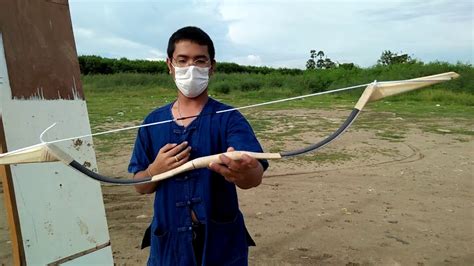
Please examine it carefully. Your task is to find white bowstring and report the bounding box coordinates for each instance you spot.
[217,83,370,113]
[38,82,372,146]
[42,118,176,145]
[1,77,453,156]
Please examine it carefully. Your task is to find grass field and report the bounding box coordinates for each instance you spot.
[83,67,474,158]
[79,69,474,264]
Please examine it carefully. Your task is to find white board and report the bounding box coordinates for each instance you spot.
[61,246,114,265]
[0,33,113,264]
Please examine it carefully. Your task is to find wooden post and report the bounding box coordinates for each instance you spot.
[0,0,113,264]
[0,118,25,265]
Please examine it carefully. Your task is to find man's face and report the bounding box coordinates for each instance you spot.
[167,40,215,76]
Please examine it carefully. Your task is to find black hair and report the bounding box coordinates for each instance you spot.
[167,26,215,60]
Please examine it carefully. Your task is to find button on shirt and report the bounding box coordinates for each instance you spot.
[128,98,268,266]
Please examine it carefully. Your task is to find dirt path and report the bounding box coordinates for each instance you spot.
[243,132,473,265]
[98,113,473,265]
[1,112,473,265]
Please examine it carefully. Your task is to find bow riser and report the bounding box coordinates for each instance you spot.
[150,151,282,182]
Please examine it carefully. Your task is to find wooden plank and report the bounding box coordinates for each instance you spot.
[0,117,25,265]
[0,0,83,100]
[47,241,111,265]
[0,0,114,263]
[60,245,114,266]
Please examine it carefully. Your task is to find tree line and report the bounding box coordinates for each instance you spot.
[305,50,419,70]
[78,55,303,75]
[79,51,470,76]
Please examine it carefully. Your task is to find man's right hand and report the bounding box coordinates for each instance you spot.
[133,141,191,194]
[147,141,192,176]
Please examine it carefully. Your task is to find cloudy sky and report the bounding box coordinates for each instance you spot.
[69,0,473,68]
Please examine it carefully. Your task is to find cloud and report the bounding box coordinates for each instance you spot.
[230,54,263,66]
[362,0,473,23]
[73,26,166,60]
[70,0,232,60]
[69,0,473,68]
[216,0,473,67]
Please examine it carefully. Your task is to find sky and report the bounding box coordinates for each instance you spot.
[69,0,473,69]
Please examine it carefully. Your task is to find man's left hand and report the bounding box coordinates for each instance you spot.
[208,147,264,189]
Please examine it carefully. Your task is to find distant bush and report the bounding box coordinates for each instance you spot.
[79,55,168,75]
[81,73,174,90]
[82,59,473,106]
[210,82,231,94]
[78,56,304,76]
[216,62,303,75]
[240,79,262,91]
[268,76,284,88]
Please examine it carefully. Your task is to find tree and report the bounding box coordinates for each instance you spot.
[316,50,325,69]
[378,50,394,66]
[306,50,317,70]
[378,50,414,65]
[323,58,336,69]
[306,50,337,69]
[338,63,356,70]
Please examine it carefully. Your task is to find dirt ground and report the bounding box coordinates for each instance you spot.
[98,111,473,265]
[1,111,473,265]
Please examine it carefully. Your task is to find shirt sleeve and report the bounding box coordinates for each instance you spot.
[128,125,152,174]
[226,111,269,171]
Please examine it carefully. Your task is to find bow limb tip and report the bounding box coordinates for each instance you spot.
[355,71,460,110]
[0,143,59,164]
[369,71,460,102]
[39,122,58,143]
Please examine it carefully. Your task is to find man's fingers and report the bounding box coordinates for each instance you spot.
[159,143,177,153]
[172,153,191,167]
[167,141,189,156]
[220,153,258,172]
[219,154,231,165]
[209,162,234,180]
[219,154,240,172]
[241,154,258,168]
[175,146,192,161]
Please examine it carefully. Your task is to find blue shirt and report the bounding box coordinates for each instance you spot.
[128,98,268,265]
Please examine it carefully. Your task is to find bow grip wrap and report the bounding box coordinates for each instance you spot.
[191,151,282,168]
[150,151,281,182]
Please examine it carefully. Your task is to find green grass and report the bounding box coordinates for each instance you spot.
[421,124,474,136]
[83,69,473,158]
[375,131,406,142]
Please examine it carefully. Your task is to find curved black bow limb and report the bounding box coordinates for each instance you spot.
[0,72,460,184]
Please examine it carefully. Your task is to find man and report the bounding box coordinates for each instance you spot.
[128,26,268,266]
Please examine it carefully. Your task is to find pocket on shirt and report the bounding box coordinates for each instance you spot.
[206,212,248,265]
[149,226,175,263]
[154,226,168,238]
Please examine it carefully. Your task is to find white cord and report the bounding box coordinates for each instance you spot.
[10,77,455,150]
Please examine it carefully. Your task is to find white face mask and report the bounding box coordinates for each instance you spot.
[173,65,210,98]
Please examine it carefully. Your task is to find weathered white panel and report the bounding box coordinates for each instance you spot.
[0,34,113,264]
[60,246,114,266]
